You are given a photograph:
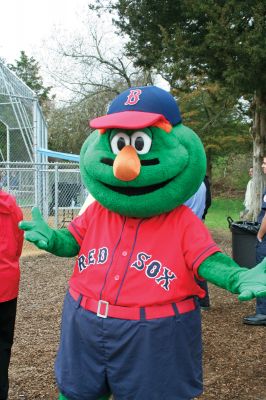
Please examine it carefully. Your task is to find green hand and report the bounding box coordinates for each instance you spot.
[19,207,55,251]
[199,252,266,302]
[236,259,266,301]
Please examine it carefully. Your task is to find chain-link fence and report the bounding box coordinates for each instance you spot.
[0,62,85,255]
[0,61,48,165]
[0,161,88,255]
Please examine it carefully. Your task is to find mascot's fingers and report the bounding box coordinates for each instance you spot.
[37,240,49,250]
[262,261,266,272]
[254,259,266,272]
[238,289,253,301]
[255,289,266,298]
[25,231,48,246]
[31,206,43,221]
[19,220,36,231]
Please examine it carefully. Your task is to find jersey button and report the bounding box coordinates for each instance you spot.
[122,251,128,256]
[114,275,120,281]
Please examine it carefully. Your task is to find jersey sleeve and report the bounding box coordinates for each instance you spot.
[180,206,221,278]
[68,201,98,246]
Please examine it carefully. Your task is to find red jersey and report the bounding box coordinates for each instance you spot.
[0,190,23,302]
[68,202,220,307]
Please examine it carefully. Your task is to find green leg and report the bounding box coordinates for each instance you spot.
[59,393,111,400]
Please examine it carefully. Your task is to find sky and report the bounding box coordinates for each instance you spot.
[0,0,120,99]
[0,0,88,63]
[0,0,169,99]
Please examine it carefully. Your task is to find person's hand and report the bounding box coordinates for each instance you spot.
[257,227,266,242]
[236,260,266,301]
[257,233,263,242]
[19,207,55,251]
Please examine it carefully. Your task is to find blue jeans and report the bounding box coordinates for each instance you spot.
[255,238,266,314]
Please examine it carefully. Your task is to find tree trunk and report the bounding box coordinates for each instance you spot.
[249,91,266,221]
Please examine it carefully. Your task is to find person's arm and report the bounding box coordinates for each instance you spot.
[184,182,206,219]
[257,212,266,242]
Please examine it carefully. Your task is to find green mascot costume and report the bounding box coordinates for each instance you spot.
[20,86,266,400]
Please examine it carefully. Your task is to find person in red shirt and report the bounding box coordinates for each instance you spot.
[0,189,23,400]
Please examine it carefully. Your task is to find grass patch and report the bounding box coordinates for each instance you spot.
[205,197,243,230]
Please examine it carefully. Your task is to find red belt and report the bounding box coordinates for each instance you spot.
[69,288,196,320]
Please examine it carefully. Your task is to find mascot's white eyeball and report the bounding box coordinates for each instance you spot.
[130,131,152,154]
[111,133,130,154]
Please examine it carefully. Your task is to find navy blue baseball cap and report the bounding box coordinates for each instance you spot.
[90,86,182,130]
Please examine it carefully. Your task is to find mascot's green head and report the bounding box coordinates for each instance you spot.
[80,86,206,218]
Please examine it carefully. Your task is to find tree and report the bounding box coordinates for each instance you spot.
[92,0,266,218]
[47,92,112,154]
[8,51,53,108]
[46,23,154,101]
[46,24,155,155]
[177,80,251,178]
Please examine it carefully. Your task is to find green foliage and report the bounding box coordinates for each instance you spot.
[204,154,252,229]
[8,51,54,106]
[212,153,252,195]
[177,81,252,158]
[100,0,266,97]
[47,91,114,154]
[205,198,243,229]
[47,103,89,155]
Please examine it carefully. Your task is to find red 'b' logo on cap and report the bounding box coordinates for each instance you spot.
[124,89,142,105]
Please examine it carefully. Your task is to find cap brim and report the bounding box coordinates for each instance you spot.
[90,111,167,130]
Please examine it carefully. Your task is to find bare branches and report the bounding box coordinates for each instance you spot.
[42,13,154,105]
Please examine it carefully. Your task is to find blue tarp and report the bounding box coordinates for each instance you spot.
[37,148,80,163]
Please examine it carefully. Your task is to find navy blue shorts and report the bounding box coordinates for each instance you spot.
[55,291,203,400]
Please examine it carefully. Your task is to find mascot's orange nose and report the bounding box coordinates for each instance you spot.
[113,145,141,181]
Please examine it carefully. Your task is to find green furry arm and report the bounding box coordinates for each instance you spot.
[198,253,245,293]
[198,252,266,301]
[49,228,80,257]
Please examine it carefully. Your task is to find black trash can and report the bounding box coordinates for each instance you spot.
[227,217,260,268]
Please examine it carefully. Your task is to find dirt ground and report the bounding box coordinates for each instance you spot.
[8,228,266,400]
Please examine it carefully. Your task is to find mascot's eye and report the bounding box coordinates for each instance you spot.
[111,133,130,154]
[131,131,152,154]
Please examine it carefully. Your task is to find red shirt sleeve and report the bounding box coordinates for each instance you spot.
[179,206,221,278]
[68,201,100,246]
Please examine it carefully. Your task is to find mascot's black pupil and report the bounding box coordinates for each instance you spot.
[117,137,126,150]
[135,137,144,151]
